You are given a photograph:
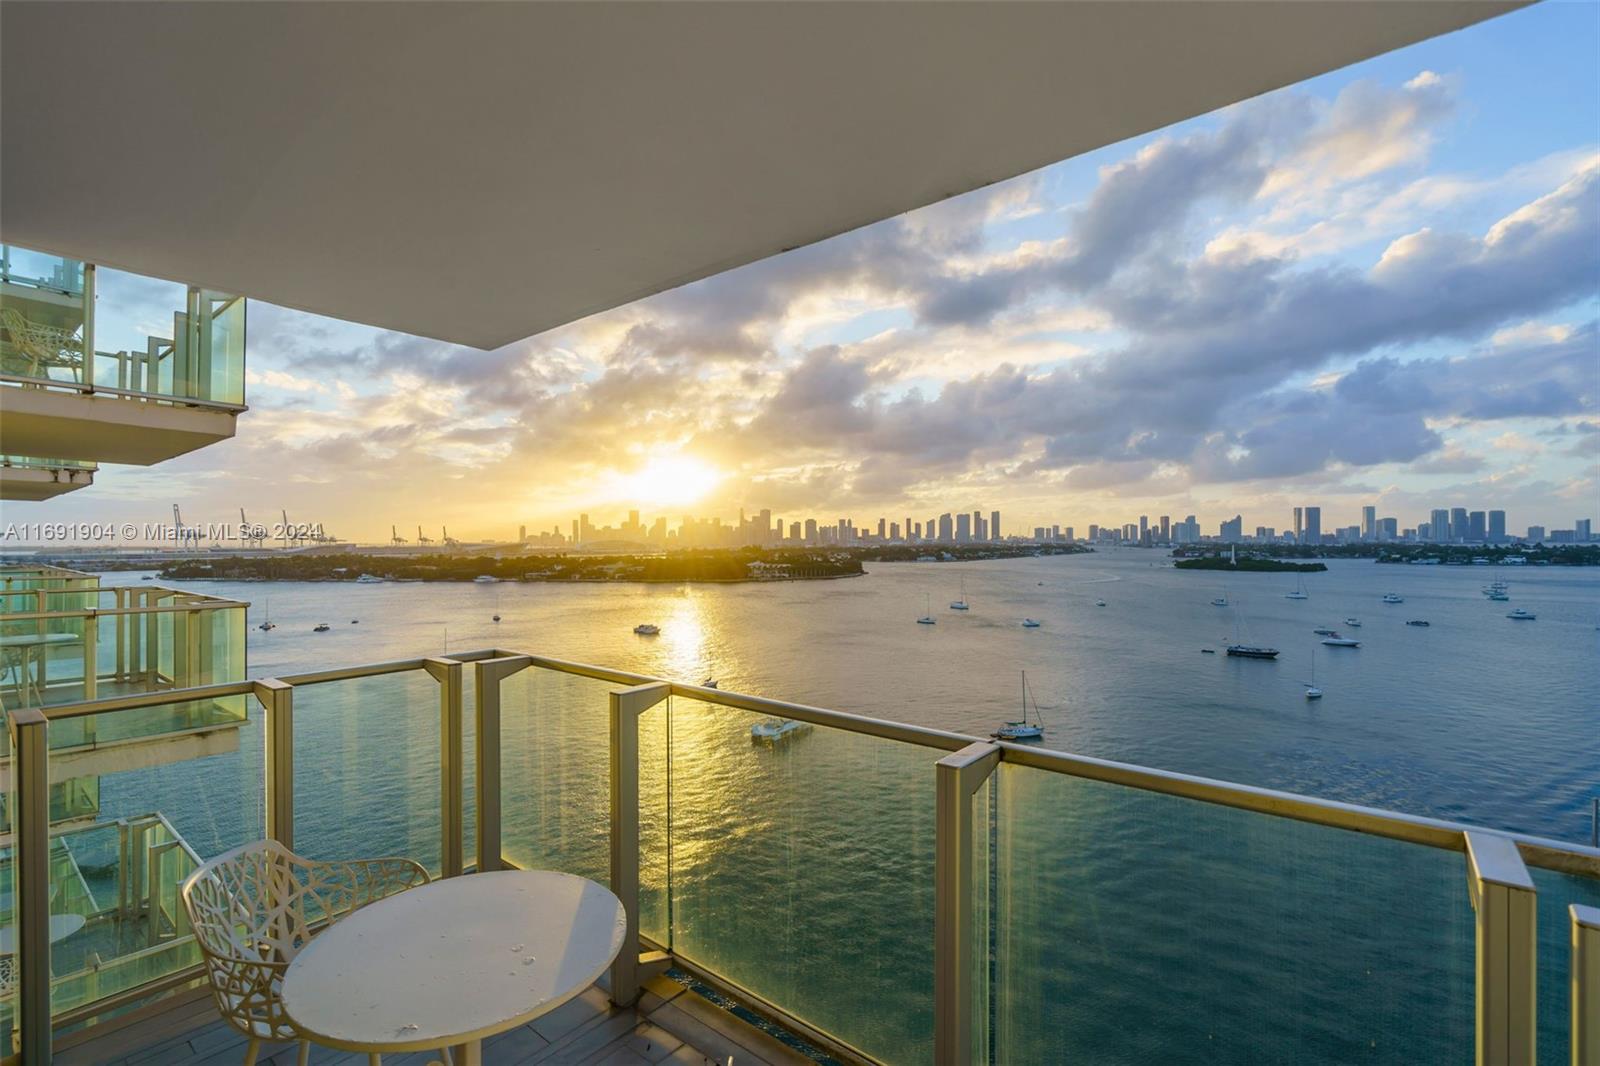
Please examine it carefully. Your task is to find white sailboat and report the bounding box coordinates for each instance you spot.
[1285,574,1308,600]
[1303,646,1323,699]
[257,598,276,631]
[992,671,1045,741]
[949,577,969,611]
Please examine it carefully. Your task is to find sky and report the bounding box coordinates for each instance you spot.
[10,2,1599,544]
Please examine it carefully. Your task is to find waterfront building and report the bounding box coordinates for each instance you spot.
[1292,506,1303,543]
[1431,509,1451,543]
[1579,518,1593,542]
[1450,507,1469,543]
[1489,510,1507,542]
[1362,505,1376,541]
[1302,506,1322,545]
[1527,525,1546,542]
[990,510,1001,542]
[1378,517,1399,541]
[1219,515,1243,542]
[3,5,1587,1065]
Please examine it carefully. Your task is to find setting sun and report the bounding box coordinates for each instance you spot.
[611,455,723,507]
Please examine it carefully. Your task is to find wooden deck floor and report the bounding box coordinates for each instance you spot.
[55,976,823,1066]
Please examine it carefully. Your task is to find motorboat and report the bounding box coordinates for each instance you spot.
[992,672,1046,741]
[1211,596,1229,607]
[1487,591,1509,601]
[633,623,660,635]
[1343,618,1361,627]
[1095,599,1107,607]
[1200,648,1216,654]
[1406,619,1430,627]
[312,623,331,632]
[1321,635,1360,647]
[1021,619,1041,628]
[751,718,811,744]
[702,677,718,689]
[473,575,499,583]
[1506,608,1536,620]
[1226,645,1279,659]
[1382,593,1404,604]
[1313,627,1337,636]
[492,614,501,622]
[355,574,383,584]
[351,619,359,624]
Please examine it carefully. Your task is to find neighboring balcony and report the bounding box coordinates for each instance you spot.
[2,647,1596,1064]
[0,245,246,466]
[0,457,96,502]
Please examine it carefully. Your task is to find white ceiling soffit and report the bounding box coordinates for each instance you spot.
[1,1,1521,351]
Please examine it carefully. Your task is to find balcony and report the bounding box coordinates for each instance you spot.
[0,578,248,841]
[0,458,95,502]
[0,245,246,467]
[2,647,1596,1064]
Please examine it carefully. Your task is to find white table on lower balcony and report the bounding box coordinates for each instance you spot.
[279,869,627,1066]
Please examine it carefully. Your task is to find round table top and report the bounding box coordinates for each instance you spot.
[280,870,626,1053]
[0,913,86,954]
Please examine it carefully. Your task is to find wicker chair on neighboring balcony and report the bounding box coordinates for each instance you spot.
[0,306,84,382]
[180,839,430,1066]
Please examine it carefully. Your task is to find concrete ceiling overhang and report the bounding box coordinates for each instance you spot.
[1,1,1521,351]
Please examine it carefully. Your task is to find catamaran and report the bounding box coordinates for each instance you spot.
[992,671,1045,741]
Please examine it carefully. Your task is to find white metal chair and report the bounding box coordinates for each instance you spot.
[0,307,83,382]
[180,839,429,1066]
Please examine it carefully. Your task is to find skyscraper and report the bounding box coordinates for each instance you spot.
[1450,507,1468,542]
[1430,509,1450,543]
[1220,515,1243,541]
[1577,518,1592,542]
[1159,515,1170,542]
[955,512,972,542]
[1293,507,1303,543]
[1488,510,1506,542]
[938,513,954,542]
[1468,511,1486,543]
[990,510,1001,542]
[1362,505,1376,541]
[1303,506,1321,545]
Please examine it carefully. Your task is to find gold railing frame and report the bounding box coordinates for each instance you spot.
[8,646,1600,1066]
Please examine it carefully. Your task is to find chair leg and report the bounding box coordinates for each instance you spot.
[297,1040,311,1066]
[242,1037,260,1066]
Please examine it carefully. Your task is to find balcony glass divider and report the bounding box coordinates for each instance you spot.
[8,648,1599,1064]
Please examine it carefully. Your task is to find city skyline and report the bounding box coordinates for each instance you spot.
[2,3,1595,544]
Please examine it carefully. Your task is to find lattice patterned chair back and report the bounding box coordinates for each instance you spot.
[0,306,84,381]
[180,839,429,1066]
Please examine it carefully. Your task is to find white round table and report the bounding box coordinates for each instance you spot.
[280,870,626,1065]
[0,913,86,954]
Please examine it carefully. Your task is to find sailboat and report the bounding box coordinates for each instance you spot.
[992,672,1045,741]
[1285,574,1308,600]
[949,577,969,611]
[1303,646,1323,699]
[917,593,936,625]
[257,598,277,631]
[1226,600,1279,659]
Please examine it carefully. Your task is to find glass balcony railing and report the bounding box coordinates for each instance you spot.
[3,648,1597,1063]
[0,244,246,407]
[0,585,247,714]
[0,565,100,597]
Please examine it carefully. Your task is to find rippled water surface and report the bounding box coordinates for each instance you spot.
[103,551,1599,1063]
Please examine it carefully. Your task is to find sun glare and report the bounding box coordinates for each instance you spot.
[614,456,723,507]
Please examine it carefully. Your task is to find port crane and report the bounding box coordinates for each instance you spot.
[391,524,408,545]
[442,526,459,548]
[279,510,306,547]
[416,525,435,545]
[238,508,267,548]
[172,505,203,546]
